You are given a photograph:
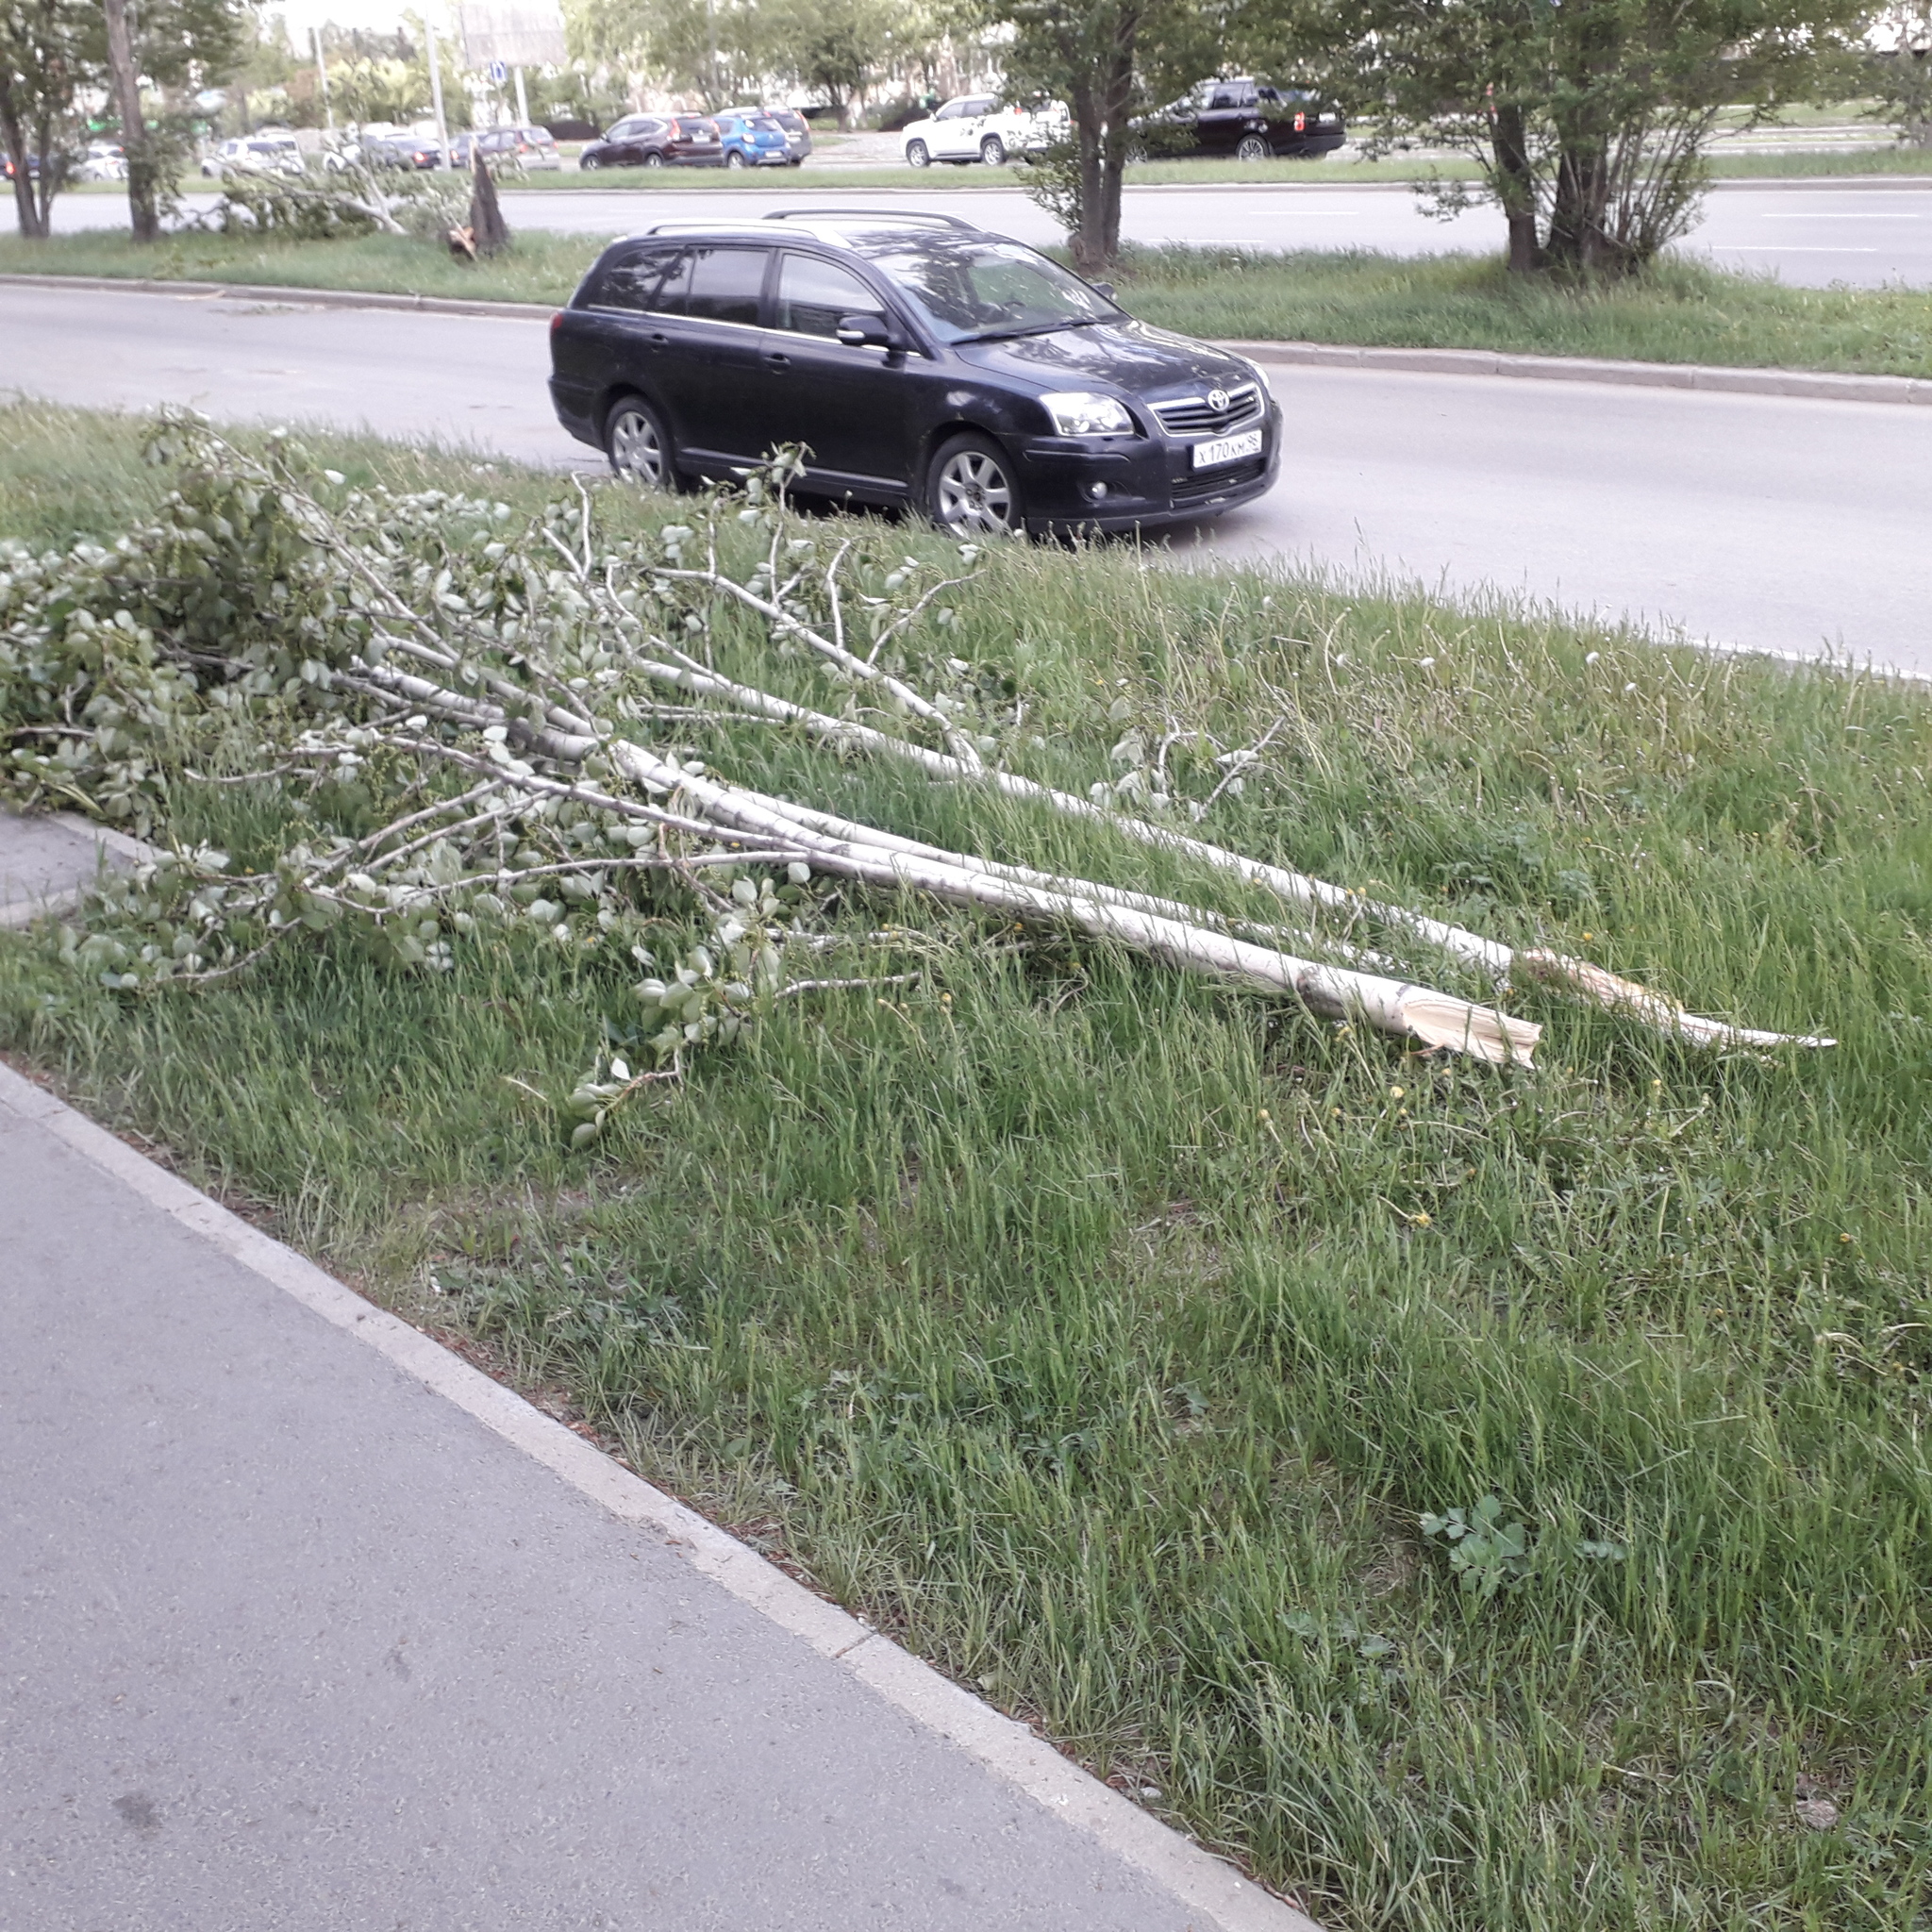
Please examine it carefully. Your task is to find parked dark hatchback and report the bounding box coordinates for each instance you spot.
[579,114,724,169]
[547,211,1280,536]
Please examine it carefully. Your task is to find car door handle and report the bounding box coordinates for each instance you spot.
[763,350,791,370]
[648,331,669,345]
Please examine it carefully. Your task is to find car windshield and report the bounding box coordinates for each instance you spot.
[862,237,1119,343]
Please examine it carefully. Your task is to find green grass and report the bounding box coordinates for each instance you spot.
[1119,246,1932,376]
[5,401,1932,1930]
[7,225,1927,376]
[0,225,592,307]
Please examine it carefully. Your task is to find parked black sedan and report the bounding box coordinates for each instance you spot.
[547,211,1279,536]
[1147,77,1345,161]
[578,115,724,169]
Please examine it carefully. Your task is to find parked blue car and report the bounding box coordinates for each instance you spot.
[713,111,792,169]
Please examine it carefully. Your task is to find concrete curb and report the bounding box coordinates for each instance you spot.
[0,269,558,321]
[5,269,1926,408]
[0,811,150,930]
[0,1055,1319,1932]
[1229,338,1932,406]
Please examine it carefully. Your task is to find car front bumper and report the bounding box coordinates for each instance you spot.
[1012,405,1281,530]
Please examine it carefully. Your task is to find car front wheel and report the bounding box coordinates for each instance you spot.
[979,135,1006,165]
[905,140,929,167]
[1235,133,1270,161]
[605,395,676,491]
[580,152,601,170]
[927,432,1022,538]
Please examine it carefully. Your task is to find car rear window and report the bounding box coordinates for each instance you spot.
[596,243,692,314]
[686,246,769,325]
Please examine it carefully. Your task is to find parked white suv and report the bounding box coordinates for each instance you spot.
[901,96,1058,168]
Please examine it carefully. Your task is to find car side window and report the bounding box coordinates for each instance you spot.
[966,98,996,116]
[934,101,964,120]
[1208,88,1242,109]
[686,247,769,326]
[774,254,883,339]
[598,244,691,315]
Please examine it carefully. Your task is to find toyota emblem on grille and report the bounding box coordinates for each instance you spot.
[1207,388,1230,412]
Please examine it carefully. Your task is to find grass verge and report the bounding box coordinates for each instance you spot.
[5,226,1927,377]
[3,401,1931,1930]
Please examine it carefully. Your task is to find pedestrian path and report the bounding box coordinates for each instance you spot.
[0,1053,1312,1932]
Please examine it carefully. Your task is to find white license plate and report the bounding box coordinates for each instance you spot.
[1192,428,1263,470]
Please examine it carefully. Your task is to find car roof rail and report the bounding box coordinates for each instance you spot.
[763,208,980,233]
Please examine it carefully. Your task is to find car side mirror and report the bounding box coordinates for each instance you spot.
[1091,281,1115,300]
[835,311,895,349]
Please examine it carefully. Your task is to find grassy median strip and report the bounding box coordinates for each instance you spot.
[4,401,1930,1931]
[6,225,1929,378]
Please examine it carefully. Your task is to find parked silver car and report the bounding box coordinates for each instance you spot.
[450,125,562,172]
[200,134,305,179]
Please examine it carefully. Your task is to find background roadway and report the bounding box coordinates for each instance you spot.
[45,178,1932,289]
[3,279,1927,672]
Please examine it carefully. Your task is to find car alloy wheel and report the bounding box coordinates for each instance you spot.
[606,397,673,489]
[929,434,1020,537]
[581,152,601,169]
[905,140,929,167]
[725,149,748,169]
[979,135,1006,165]
[1235,133,1270,161]
[642,150,664,167]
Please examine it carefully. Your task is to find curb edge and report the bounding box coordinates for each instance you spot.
[0,1055,1320,1932]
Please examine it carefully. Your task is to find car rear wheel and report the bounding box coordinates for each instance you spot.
[642,149,664,167]
[724,148,748,169]
[979,135,1007,165]
[1235,133,1270,162]
[927,432,1022,538]
[905,140,929,167]
[605,395,676,491]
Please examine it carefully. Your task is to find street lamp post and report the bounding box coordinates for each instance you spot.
[312,25,334,133]
[424,14,451,165]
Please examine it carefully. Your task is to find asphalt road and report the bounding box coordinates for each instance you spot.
[4,280,1928,670]
[50,178,1932,288]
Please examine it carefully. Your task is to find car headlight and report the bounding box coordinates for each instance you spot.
[1040,391,1135,437]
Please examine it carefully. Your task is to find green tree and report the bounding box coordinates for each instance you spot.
[999,0,1204,274]
[767,0,901,125]
[1307,0,1875,276]
[569,0,774,106]
[0,0,101,238]
[1868,4,1932,146]
[101,0,246,241]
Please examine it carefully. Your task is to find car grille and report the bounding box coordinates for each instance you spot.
[1152,383,1262,438]
[1172,456,1267,503]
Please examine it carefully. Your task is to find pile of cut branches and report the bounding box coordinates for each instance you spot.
[203,157,474,245]
[0,413,1827,1119]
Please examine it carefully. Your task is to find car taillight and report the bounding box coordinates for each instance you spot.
[550,311,563,336]
[1293,111,1306,131]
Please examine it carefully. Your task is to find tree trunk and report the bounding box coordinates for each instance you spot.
[101,0,158,242]
[1069,9,1139,275]
[1490,102,1541,274]
[0,78,50,239]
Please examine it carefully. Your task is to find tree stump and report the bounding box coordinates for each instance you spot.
[468,149,509,258]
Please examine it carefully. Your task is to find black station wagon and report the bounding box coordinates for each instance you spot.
[547,210,1280,537]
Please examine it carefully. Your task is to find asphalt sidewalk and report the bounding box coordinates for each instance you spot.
[0,818,1310,1932]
